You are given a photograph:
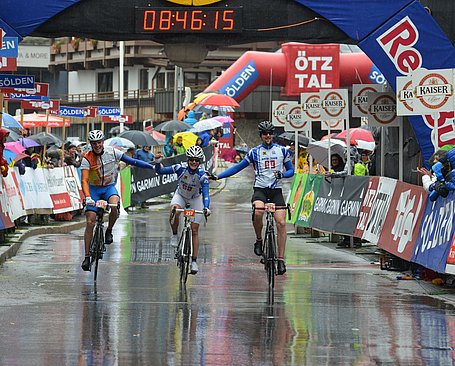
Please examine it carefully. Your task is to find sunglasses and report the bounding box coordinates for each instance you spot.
[188,158,201,163]
[261,132,273,136]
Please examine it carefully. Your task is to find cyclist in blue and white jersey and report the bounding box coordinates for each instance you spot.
[155,145,210,275]
[211,121,294,275]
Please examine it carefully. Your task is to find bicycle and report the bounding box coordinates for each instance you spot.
[253,203,290,297]
[87,200,119,282]
[171,204,207,284]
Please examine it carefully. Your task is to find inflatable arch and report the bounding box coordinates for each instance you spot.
[205,1,455,164]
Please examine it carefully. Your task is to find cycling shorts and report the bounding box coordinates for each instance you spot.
[251,187,286,206]
[86,184,119,212]
[171,191,204,224]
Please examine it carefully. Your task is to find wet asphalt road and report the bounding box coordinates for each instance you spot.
[1,170,455,365]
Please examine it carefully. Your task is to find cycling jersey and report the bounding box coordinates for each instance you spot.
[218,143,293,189]
[80,146,123,187]
[155,162,210,208]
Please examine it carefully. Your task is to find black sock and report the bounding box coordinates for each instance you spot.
[192,257,197,262]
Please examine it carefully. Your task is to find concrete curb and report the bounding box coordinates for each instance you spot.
[0,179,226,266]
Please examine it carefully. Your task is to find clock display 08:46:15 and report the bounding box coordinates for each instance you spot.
[142,8,241,33]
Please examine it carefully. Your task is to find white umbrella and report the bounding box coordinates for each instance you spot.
[191,118,223,133]
[306,139,347,169]
[104,137,135,149]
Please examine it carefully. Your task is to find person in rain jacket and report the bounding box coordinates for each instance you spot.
[184,110,198,126]
[0,128,10,177]
[428,148,455,201]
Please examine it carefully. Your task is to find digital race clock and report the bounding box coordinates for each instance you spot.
[135,7,243,33]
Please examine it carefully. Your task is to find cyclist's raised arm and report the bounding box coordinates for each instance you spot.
[282,160,294,178]
[217,158,249,179]
[155,162,181,175]
[120,154,155,169]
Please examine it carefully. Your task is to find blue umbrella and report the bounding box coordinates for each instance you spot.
[2,113,23,129]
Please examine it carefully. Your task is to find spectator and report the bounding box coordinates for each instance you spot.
[174,136,186,155]
[198,129,213,147]
[163,136,176,157]
[184,110,198,126]
[418,149,447,192]
[134,145,155,163]
[0,128,10,177]
[195,137,203,147]
[46,145,64,168]
[64,141,81,167]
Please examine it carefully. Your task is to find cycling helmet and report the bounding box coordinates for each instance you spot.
[88,130,104,142]
[186,145,205,161]
[258,120,275,134]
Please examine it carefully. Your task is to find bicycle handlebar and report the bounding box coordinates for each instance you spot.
[253,204,291,220]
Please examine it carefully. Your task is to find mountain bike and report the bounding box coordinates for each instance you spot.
[88,200,119,282]
[253,203,290,300]
[171,204,206,284]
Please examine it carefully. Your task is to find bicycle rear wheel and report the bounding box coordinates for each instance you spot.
[91,225,104,282]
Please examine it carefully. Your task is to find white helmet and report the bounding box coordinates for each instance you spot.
[88,130,104,142]
[186,145,205,161]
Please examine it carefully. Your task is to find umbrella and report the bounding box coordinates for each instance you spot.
[5,142,26,154]
[4,128,21,142]
[109,125,130,136]
[119,130,162,146]
[15,112,69,128]
[307,139,347,169]
[320,132,338,141]
[173,131,198,149]
[155,120,192,132]
[192,104,235,114]
[28,132,63,146]
[104,137,135,149]
[193,92,218,104]
[335,128,375,151]
[17,137,40,148]
[198,94,240,108]
[278,132,311,147]
[213,115,234,123]
[2,113,23,129]
[12,152,30,164]
[148,130,166,145]
[191,118,223,133]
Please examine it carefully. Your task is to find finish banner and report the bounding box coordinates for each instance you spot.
[131,146,214,203]
[295,0,455,164]
[309,175,369,235]
[353,176,397,244]
[378,181,426,262]
[411,191,455,274]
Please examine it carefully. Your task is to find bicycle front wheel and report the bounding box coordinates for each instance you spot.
[91,225,104,282]
[265,230,276,290]
[180,228,192,284]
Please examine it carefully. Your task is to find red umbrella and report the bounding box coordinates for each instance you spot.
[336,128,375,151]
[320,132,338,141]
[16,112,70,128]
[198,94,240,108]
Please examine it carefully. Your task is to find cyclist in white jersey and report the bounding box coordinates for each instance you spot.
[211,121,294,275]
[155,145,210,275]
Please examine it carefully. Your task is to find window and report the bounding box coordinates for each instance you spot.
[140,69,148,90]
[97,72,113,93]
[184,72,210,88]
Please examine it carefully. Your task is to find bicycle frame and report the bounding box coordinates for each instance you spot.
[88,200,118,282]
[253,203,290,298]
[172,206,205,284]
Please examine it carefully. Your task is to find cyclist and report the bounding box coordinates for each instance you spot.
[80,130,155,272]
[211,121,294,275]
[154,145,210,275]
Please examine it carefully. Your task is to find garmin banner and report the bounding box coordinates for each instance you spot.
[309,176,369,235]
[411,191,455,274]
[295,0,455,165]
[131,146,214,203]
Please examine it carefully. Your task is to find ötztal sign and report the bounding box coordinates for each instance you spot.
[282,43,340,96]
[413,68,454,114]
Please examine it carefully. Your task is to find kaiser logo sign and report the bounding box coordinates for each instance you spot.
[300,92,321,121]
[284,104,309,132]
[320,89,349,121]
[352,84,382,117]
[413,68,454,114]
[368,92,399,127]
[272,101,291,127]
[396,75,418,116]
